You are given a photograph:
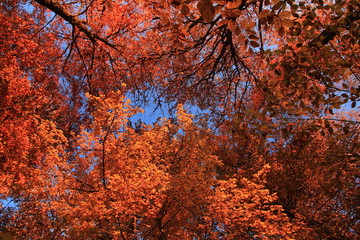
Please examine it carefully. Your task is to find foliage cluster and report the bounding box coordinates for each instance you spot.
[0,0,359,239]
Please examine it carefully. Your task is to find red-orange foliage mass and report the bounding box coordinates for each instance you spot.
[0,0,359,239]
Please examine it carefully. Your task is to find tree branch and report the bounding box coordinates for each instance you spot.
[33,0,117,48]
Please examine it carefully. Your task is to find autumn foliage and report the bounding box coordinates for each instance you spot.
[0,0,359,239]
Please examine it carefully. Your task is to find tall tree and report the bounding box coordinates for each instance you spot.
[0,0,359,239]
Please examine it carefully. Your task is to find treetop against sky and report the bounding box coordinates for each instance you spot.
[0,0,359,239]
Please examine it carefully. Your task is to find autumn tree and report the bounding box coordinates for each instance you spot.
[0,0,359,239]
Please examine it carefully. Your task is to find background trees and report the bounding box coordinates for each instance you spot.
[0,0,359,239]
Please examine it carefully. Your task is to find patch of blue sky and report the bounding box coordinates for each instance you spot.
[0,197,17,210]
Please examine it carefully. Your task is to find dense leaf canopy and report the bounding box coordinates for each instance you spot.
[0,0,359,239]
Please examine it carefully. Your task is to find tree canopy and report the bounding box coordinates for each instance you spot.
[0,0,359,239]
